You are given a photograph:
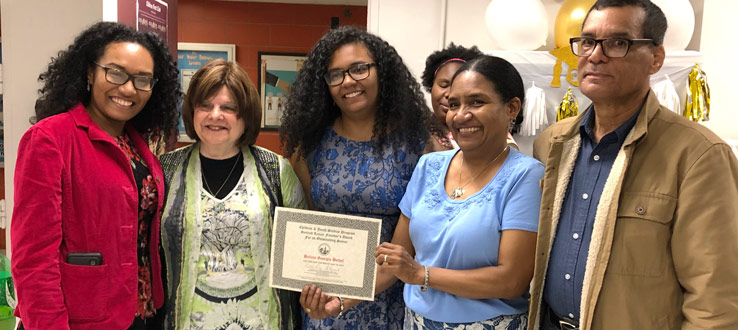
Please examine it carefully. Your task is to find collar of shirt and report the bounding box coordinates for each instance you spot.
[579,105,642,146]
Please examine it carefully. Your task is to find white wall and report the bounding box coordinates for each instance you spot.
[1,0,104,258]
[368,0,445,78]
[698,0,738,140]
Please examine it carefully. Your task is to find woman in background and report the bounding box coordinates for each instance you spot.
[421,44,519,151]
[11,22,179,329]
[159,59,306,330]
[280,26,432,330]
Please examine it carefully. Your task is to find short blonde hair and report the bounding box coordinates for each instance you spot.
[181,59,261,146]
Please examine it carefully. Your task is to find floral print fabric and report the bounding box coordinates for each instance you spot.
[403,307,527,330]
[303,128,422,330]
[114,135,156,320]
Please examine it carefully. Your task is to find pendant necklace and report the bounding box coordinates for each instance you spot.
[202,152,242,197]
[450,145,509,199]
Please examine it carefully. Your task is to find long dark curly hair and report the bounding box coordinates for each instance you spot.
[35,21,180,144]
[280,26,431,159]
[420,43,483,92]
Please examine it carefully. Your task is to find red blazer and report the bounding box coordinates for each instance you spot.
[11,104,165,329]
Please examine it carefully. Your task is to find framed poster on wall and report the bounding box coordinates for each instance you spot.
[258,52,306,130]
[177,42,235,141]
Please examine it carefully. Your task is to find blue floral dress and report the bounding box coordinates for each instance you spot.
[304,128,422,330]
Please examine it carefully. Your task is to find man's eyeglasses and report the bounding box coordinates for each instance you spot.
[570,37,655,58]
[93,62,157,91]
[324,63,376,86]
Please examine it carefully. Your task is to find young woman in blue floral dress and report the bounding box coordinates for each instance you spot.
[279,26,433,330]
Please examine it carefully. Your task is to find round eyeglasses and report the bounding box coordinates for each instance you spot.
[570,37,655,58]
[93,62,157,91]
[323,62,376,86]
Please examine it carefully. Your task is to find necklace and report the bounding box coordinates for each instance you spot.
[202,152,241,197]
[450,145,509,199]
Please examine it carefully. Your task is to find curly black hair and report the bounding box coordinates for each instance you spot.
[279,26,431,159]
[420,43,483,93]
[35,21,180,145]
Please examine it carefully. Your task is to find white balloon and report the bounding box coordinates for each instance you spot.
[485,0,549,51]
[651,0,695,51]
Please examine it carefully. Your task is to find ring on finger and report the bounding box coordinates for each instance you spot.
[384,254,388,264]
[305,307,312,313]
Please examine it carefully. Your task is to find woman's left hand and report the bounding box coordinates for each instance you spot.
[374,242,424,285]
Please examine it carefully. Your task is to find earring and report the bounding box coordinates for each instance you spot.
[86,82,91,92]
[508,118,515,132]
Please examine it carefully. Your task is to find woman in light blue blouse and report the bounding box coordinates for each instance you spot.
[374,55,544,329]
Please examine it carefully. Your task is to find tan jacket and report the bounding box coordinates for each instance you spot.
[528,91,738,330]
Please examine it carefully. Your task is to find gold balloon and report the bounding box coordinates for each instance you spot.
[554,0,597,48]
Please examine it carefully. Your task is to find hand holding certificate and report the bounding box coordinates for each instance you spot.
[269,207,381,301]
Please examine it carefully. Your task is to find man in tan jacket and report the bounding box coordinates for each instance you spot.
[528,0,738,329]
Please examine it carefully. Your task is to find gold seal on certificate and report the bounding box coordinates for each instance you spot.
[269,207,381,301]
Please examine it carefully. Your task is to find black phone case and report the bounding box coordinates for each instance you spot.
[66,252,103,266]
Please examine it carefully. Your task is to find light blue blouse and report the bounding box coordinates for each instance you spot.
[398,148,544,323]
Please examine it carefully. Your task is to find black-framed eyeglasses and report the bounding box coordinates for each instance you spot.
[323,62,376,86]
[570,37,655,58]
[93,62,157,91]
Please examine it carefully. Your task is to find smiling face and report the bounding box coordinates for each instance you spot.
[577,6,664,104]
[86,42,154,136]
[194,85,246,157]
[326,42,379,118]
[446,71,519,154]
[431,61,463,125]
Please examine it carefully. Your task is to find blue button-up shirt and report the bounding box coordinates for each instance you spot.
[543,106,640,321]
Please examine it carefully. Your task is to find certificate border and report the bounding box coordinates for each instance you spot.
[270,207,381,301]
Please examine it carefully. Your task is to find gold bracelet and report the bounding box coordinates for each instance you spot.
[420,265,429,292]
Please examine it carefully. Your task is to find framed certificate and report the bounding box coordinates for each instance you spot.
[269,207,381,301]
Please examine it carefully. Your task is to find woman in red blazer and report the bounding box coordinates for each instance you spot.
[11,22,180,330]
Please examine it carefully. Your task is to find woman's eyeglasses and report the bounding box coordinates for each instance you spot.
[93,62,157,91]
[323,62,376,86]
